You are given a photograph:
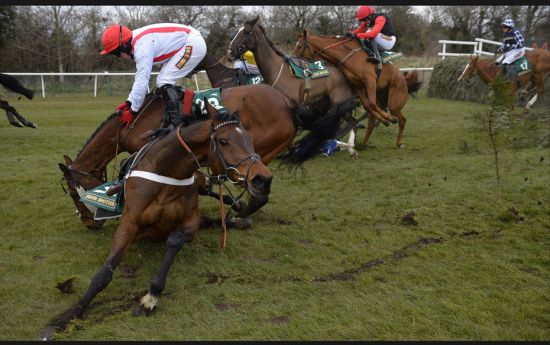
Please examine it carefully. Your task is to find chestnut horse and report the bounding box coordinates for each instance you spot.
[59,83,297,230]
[457,49,550,112]
[292,30,422,147]
[41,103,272,340]
[0,73,37,128]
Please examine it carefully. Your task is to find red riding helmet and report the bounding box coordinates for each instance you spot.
[356,6,375,21]
[100,25,132,55]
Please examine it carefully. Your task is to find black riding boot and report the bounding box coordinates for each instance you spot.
[359,39,380,64]
[502,64,515,80]
[370,40,383,71]
[160,84,183,129]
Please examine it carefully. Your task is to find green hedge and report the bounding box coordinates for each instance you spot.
[427,56,550,108]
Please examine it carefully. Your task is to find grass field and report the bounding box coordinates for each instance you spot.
[0,91,548,340]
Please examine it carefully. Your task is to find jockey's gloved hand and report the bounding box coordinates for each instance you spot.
[120,109,137,128]
[116,100,132,112]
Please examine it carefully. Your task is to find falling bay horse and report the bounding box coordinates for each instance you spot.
[41,102,272,340]
[457,49,550,112]
[292,30,422,148]
[0,73,37,128]
[59,83,298,230]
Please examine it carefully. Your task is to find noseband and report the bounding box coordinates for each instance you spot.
[209,120,261,186]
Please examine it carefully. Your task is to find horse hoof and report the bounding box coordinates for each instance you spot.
[226,217,253,229]
[382,120,390,127]
[9,121,23,128]
[38,326,56,341]
[27,122,38,129]
[397,143,405,148]
[389,116,398,124]
[351,152,359,159]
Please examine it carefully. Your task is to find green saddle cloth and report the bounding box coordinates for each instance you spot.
[162,87,228,121]
[191,88,228,115]
[381,51,403,63]
[80,180,124,220]
[286,58,330,79]
[513,56,531,76]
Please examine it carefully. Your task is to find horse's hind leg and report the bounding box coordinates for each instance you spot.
[1,101,22,127]
[5,110,23,127]
[40,222,136,340]
[363,114,377,146]
[9,105,37,128]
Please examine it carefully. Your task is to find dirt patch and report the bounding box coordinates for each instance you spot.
[298,239,313,245]
[56,277,76,294]
[215,303,241,311]
[119,265,139,279]
[461,230,480,237]
[314,237,442,282]
[400,212,418,226]
[275,217,291,225]
[200,271,230,284]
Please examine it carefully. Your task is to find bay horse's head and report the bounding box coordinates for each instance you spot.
[58,155,106,229]
[292,29,318,61]
[204,100,272,200]
[227,16,260,61]
[458,55,480,82]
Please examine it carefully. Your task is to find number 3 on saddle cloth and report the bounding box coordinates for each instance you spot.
[79,87,229,221]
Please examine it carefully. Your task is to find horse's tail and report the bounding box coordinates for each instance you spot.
[403,70,422,99]
[0,73,34,100]
[279,97,356,169]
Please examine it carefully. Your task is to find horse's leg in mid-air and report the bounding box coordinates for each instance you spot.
[524,71,548,112]
[356,91,391,127]
[40,221,137,340]
[0,100,37,128]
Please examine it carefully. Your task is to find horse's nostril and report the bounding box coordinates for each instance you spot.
[251,175,272,191]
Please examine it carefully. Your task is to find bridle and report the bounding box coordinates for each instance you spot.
[230,26,254,59]
[176,118,262,249]
[176,119,261,189]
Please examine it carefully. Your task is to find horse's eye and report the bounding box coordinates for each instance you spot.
[219,138,228,146]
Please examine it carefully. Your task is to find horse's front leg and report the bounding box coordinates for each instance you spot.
[40,221,137,340]
[137,217,199,315]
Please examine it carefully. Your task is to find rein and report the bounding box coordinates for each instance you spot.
[175,120,259,249]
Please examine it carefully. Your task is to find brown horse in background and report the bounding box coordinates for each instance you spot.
[0,73,37,128]
[293,30,422,147]
[59,83,297,230]
[42,103,272,340]
[457,49,550,112]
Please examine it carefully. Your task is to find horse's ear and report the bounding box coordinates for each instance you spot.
[204,97,219,119]
[63,155,73,166]
[303,29,308,38]
[251,15,260,26]
[59,163,68,174]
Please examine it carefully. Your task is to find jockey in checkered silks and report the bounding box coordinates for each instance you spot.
[495,18,526,80]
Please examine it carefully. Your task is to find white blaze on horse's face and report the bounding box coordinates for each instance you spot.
[229,26,245,57]
[458,61,473,81]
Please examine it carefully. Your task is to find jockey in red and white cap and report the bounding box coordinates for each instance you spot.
[351,6,397,68]
[100,23,207,128]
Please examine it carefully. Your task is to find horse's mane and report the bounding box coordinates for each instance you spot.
[76,92,158,159]
[76,112,119,159]
[254,23,287,59]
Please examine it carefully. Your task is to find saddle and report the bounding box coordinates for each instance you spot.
[285,57,330,79]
